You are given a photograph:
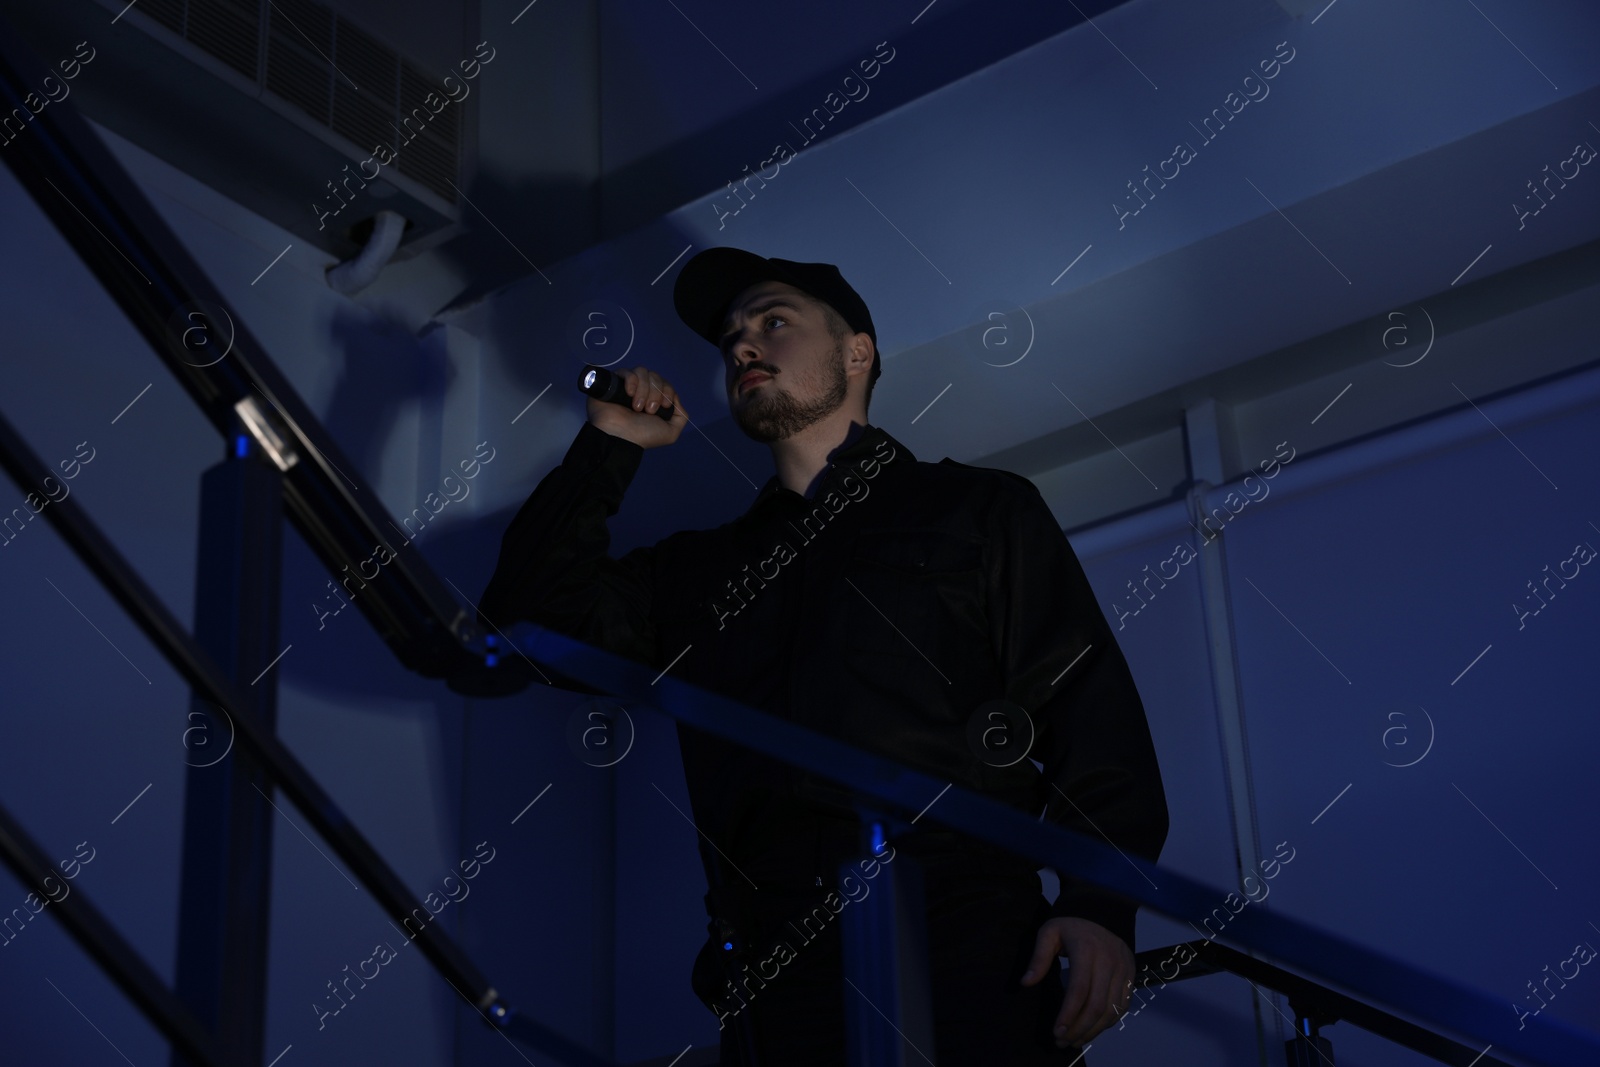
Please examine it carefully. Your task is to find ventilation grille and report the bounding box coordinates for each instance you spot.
[130,0,460,204]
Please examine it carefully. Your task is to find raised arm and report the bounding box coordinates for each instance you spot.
[476,366,691,667]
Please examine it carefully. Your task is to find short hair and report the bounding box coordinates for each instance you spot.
[810,295,877,415]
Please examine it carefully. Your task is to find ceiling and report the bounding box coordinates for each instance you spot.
[9,0,1598,526]
[437,0,1600,522]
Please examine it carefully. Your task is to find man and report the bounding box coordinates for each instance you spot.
[476,248,1168,1063]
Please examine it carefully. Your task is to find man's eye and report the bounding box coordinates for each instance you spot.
[764,315,786,330]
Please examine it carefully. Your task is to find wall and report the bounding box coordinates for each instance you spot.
[1065,359,1600,1065]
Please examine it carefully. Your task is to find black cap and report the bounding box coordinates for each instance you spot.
[673,247,880,386]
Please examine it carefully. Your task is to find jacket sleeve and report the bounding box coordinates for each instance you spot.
[986,474,1169,952]
[476,420,660,668]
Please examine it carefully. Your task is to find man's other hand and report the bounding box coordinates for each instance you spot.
[1019,916,1135,1049]
[588,365,689,449]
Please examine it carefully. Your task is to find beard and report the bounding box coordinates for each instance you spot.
[731,338,849,443]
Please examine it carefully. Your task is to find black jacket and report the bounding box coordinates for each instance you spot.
[477,419,1169,950]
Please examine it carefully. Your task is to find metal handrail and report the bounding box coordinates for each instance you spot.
[0,403,610,1067]
[0,12,615,1061]
[1136,940,1518,1067]
[0,7,477,682]
[0,802,225,1067]
[496,621,1600,1067]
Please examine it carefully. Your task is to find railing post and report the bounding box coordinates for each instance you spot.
[839,818,937,1067]
[1284,999,1337,1067]
[170,424,284,1067]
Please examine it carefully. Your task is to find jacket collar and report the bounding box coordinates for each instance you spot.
[749,423,915,511]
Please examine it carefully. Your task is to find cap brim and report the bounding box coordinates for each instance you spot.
[673,247,805,347]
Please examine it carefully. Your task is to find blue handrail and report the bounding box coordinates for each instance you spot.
[506,620,1600,1067]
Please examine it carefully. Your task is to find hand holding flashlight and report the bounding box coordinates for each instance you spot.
[579,365,687,448]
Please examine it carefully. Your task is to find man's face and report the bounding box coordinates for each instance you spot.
[718,281,850,443]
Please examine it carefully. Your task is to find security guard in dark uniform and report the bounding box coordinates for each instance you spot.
[477,248,1169,1063]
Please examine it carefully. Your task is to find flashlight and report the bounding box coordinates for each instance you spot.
[578,365,676,421]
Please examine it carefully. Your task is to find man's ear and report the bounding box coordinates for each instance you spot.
[847,333,875,378]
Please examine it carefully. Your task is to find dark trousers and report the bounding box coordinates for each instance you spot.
[693,859,1090,1065]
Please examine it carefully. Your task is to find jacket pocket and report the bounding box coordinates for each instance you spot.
[842,527,987,668]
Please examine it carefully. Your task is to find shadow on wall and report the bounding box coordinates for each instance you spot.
[323,305,455,481]
[275,304,463,705]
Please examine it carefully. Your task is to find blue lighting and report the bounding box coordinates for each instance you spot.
[723,941,734,951]
[871,821,885,856]
[485,634,498,648]
[485,653,498,667]
[234,435,248,458]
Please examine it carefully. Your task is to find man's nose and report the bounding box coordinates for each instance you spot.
[730,336,761,364]
[729,344,764,376]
